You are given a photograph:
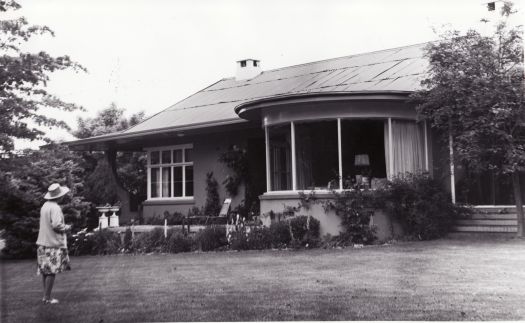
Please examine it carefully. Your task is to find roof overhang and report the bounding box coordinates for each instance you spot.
[234,91,412,121]
[63,118,252,151]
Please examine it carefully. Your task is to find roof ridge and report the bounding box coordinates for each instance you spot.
[219,41,430,81]
[205,55,424,93]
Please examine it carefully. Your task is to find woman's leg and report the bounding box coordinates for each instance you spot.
[42,275,46,299]
[44,274,56,300]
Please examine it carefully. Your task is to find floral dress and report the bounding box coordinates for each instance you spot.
[37,245,71,275]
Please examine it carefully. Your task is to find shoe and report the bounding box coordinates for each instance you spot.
[43,298,59,304]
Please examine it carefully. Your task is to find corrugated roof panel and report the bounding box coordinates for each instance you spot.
[121,43,429,135]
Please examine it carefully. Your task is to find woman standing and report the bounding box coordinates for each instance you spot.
[36,183,72,304]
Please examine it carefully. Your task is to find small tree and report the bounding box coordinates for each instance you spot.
[203,172,221,216]
[412,2,525,236]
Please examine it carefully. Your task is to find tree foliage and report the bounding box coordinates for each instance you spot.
[411,3,525,235]
[0,0,86,151]
[73,102,145,139]
[73,103,147,203]
[412,3,524,174]
[0,144,91,258]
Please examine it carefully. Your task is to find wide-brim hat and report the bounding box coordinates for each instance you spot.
[44,183,70,200]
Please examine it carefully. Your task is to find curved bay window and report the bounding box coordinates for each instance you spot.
[266,118,428,192]
[147,144,193,199]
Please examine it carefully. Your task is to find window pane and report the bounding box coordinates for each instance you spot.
[150,167,160,197]
[162,167,171,197]
[295,121,339,190]
[174,149,183,163]
[150,151,160,165]
[185,148,193,162]
[269,124,292,191]
[185,166,193,196]
[174,166,183,197]
[161,150,171,164]
[341,120,386,189]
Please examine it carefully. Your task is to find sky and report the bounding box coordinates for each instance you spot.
[11,0,524,149]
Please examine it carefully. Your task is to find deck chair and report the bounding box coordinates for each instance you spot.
[218,198,232,217]
[203,198,232,225]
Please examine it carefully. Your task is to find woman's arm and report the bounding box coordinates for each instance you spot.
[50,207,68,233]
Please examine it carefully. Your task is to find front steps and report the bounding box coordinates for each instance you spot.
[452,206,518,235]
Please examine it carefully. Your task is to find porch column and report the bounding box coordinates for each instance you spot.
[424,120,429,172]
[337,118,343,190]
[265,124,271,192]
[291,121,297,191]
[449,131,456,204]
[147,153,151,199]
[388,118,394,180]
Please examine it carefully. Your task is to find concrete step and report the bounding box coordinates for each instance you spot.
[472,206,517,213]
[453,225,517,233]
[456,219,517,226]
[464,213,517,220]
[448,231,516,239]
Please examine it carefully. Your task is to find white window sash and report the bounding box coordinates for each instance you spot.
[147,146,194,199]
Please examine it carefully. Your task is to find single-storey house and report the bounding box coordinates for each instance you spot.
[66,43,524,239]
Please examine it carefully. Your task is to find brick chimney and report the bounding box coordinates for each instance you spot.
[235,59,261,81]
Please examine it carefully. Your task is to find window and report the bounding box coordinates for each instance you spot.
[147,145,193,199]
[269,124,292,191]
[295,121,339,190]
[240,60,247,67]
[341,120,386,188]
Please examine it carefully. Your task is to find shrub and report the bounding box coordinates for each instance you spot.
[132,227,166,253]
[380,173,470,240]
[323,189,377,245]
[123,227,133,251]
[229,226,272,251]
[195,226,227,251]
[289,215,320,240]
[70,229,122,256]
[269,220,292,248]
[288,215,321,248]
[163,228,193,253]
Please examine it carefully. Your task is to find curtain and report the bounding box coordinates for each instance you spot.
[161,167,171,197]
[271,144,291,190]
[295,131,313,190]
[384,120,425,179]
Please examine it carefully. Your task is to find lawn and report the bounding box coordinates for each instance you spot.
[1,238,525,322]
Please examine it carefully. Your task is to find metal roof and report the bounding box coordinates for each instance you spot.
[67,42,429,147]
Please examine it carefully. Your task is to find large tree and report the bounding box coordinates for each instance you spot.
[412,3,525,236]
[73,103,147,205]
[0,0,85,151]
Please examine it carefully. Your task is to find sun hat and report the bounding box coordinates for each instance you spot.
[44,183,70,200]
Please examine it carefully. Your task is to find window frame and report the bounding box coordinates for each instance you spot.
[145,144,194,200]
[265,118,430,193]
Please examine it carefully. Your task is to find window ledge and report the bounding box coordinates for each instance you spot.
[260,189,378,200]
[143,198,195,206]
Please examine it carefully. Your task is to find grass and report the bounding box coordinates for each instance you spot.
[2,238,525,322]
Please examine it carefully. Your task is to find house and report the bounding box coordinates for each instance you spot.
[66,43,522,239]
